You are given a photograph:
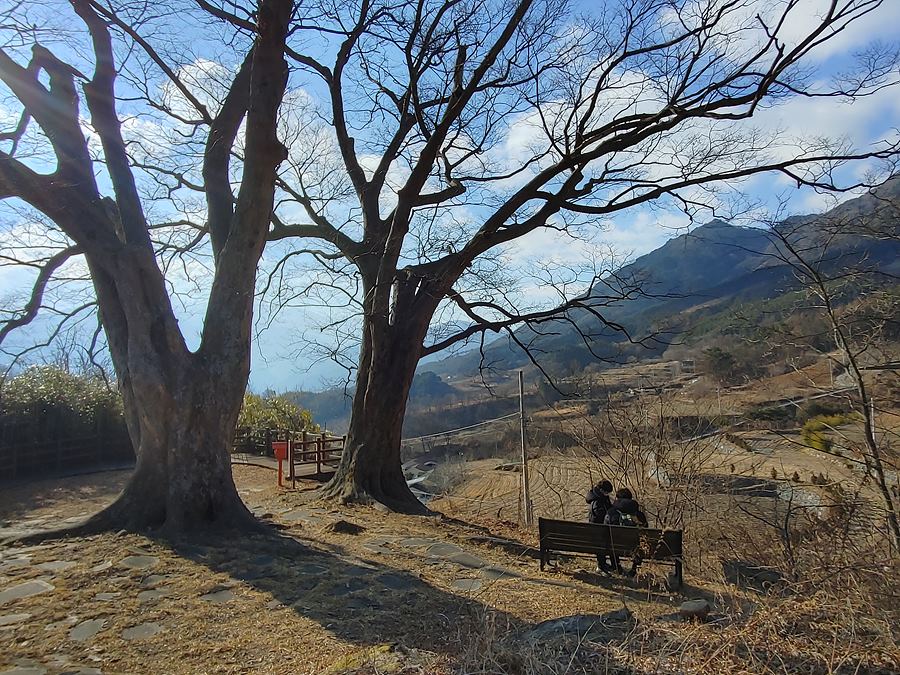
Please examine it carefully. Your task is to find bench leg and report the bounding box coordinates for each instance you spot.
[540,549,546,571]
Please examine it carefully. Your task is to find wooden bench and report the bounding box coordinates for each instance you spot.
[538,517,683,588]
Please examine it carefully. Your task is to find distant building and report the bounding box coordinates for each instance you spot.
[680,359,696,375]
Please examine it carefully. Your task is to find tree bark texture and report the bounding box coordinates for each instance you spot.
[322,275,439,513]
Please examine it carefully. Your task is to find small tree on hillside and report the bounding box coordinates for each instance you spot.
[238,393,318,435]
[701,347,739,385]
[760,185,900,551]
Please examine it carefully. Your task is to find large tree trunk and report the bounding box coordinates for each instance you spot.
[50,246,260,537]
[86,372,254,534]
[0,0,292,542]
[322,279,434,513]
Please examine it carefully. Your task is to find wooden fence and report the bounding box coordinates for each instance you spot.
[265,431,345,487]
[231,427,345,486]
[0,417,134,482]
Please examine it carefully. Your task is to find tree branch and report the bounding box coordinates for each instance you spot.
[0,245,82,345]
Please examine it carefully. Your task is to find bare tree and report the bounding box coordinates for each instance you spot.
[759,186,900,550]
[0,0,293,534]
[238,0,900,512]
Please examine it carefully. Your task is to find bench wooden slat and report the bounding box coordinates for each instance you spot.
[541,535,680,559]
[538,517,683,587]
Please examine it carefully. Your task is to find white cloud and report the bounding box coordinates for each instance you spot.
[603,210,685,257]
[776,0,900,61]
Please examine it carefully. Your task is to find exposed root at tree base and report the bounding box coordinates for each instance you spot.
[319,482,435,516]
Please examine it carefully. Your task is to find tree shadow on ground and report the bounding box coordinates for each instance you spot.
[169,527,513,654]
[0,470,129,523]
[166,526,639,671]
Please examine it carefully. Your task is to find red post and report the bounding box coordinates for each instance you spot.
[272,441,288,487]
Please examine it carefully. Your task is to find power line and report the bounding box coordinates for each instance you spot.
[400,412,519,444]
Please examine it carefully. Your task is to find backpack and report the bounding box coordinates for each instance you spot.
[604,508,637,527]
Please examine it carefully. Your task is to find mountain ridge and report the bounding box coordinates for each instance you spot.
[427,179,900,378]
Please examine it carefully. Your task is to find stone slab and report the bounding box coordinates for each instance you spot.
[365,536,402,545]
[120,556,158,570]
[172,544,209,558]
[295,563,328,576]
[341,578,369,594]
[92,593,120,602]
[200,589,234,604]
[480,567,518,580]
[376,573,408,591]
[21,518,49,527]
[0,580,54,606]
[362,544,390,555]
[233,568,266,582]
[526,608,634,642]
[36,561,76,574]
[45,617,79,631]
[345,596,381,611]
[447,552,486,569]
[282,510,320,524]
[0,613,31,626]
[0,559,31,573]
[121,622,162,640]
[426,543,463,558]
[342,566,376,578]
[137,588,169,603]
[69,619,106,643]
[450,578,483,592]
[679,599,711,621]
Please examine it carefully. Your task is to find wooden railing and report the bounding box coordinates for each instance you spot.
[272,431,346,487]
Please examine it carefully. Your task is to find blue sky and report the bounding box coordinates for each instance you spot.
[1,0,899,392]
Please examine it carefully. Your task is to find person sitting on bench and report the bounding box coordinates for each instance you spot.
[604,487,649,577]
[585,479,616,573]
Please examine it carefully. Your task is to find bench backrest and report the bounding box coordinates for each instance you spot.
[538,517,682,560]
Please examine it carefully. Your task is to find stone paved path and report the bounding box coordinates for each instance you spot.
[1,495,605,673]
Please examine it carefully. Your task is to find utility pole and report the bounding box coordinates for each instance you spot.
[519,370,532,527]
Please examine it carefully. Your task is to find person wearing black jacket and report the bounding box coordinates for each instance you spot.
[586,480,613,524]
[605,487,649,527]
[586,480,616,572]
[604,487,649,577]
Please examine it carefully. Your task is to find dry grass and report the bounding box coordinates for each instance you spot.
[2,465,899,674]
[455,584,900,674]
